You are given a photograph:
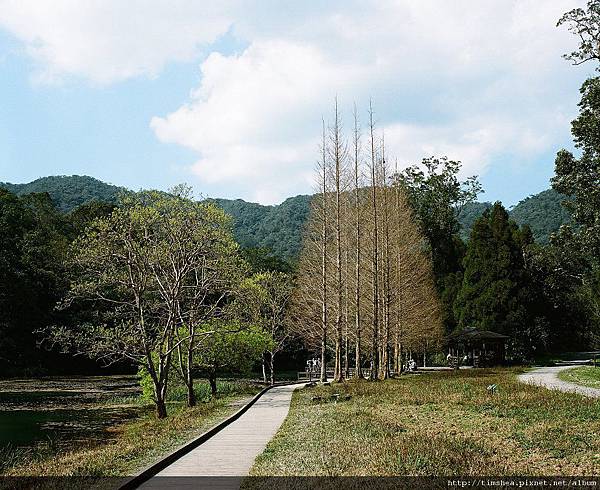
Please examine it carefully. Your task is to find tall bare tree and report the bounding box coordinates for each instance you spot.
[352,105,364,379]
[368,101,380,380]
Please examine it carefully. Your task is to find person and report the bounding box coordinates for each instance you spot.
[408,358,416,371]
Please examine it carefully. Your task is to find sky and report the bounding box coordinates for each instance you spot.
[0,0,593,206]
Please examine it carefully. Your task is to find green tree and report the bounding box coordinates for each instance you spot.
[241,247,293,273]
[526,227,599,351]
[557,1,600,69]
[552,2,600,346]
[237,272,293,384]
[395,156,481,331]
[553,82,600,259]
[556,3,600,256]
[46,188,241,418]
[0,190,69,375]
[193,321,273,395]
[454,203,540,359]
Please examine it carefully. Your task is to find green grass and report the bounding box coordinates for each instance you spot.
[558,366,600,389]
[3,379,261,477]
[249,369,600,477]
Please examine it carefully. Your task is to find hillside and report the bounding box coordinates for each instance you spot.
[0,175,571,258]
[213,195,311,260]
[457,189,571,244]
[458,202,493,241]
[0,175,124,212]
[509,189,572,243]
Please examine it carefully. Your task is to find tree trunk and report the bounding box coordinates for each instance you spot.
[320,330,328,382]
[155,396,167,419]
[262,355,268,384]
[269,351,275,386]
[320,119,329,384]
[344,335,349,379]
[333,99,343,383]
[353,106,363,380]
[209,368,217,396]
[369,102,379,381]
[186,381,196,407]
[186,348,196,407]
[148,354,168,419]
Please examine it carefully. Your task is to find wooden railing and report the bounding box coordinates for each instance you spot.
[297,367,380,380]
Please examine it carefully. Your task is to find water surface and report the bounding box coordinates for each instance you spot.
[0,376,142,450]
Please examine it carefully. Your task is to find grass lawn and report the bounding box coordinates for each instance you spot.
[558,366,600,389]
[250,368,600,476]
[3,379,261,477]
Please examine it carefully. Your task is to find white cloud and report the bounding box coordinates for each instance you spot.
[0,0,234,83]
[0,0,588,202]
[151,0,585,203]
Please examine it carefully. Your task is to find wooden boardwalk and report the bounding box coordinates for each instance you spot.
[140,383,304,489]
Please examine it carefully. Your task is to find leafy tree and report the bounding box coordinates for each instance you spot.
[67,200,117,238]
[172,201,245,408]
[454,203,540,359]
[551,2,600,347]
[193,321,273,395]
[46,189,241,418]
[558,1,600,68]
[526,227,599,351]
[0,190,69,375]
[395,156,482,331]
[241,247,293,273]
[553,88,600,259]
[556,1,600,258]
[237,272,294,384]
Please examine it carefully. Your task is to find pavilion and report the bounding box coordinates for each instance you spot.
[447,327,509,368]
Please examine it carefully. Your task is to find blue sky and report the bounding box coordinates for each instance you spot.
[0,1,591,205]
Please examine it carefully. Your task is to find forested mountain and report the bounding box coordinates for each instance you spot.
[458,202,493,240]
[0,176,570,258]
[213,195,311,260]
[458,189,570,243]
[509,189,572,243]
[0,175,124,212]
[217,189,570,257]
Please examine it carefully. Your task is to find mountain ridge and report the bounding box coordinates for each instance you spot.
[0,175,570,259]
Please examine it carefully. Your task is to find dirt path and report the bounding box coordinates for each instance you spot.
[518,365,600,398]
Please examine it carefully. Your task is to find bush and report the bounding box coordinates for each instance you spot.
[137,364,155,402]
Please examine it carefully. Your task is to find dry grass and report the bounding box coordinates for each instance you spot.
[250,368,600,476]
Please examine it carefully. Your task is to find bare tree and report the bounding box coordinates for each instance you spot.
[368,101,380,380]
[292,100,443,384]
[329,99,347,382]
[352,105,364,379]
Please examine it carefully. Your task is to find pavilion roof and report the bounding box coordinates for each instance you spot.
[448,327,509,341]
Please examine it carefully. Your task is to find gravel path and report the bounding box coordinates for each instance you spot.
[518,365,600,398]
[140,383,304,489]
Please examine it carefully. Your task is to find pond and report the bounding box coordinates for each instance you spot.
[0,376,142,452]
